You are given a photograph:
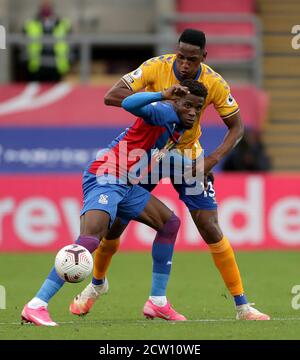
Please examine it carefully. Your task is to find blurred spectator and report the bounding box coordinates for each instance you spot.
[22,0,72,82]
[222,128,271,171]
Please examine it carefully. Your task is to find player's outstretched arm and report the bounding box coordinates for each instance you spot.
[104,79,134,107]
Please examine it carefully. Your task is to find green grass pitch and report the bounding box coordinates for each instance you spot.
[0,251,300,340]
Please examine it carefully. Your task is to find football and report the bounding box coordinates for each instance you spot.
[54,244,93,283]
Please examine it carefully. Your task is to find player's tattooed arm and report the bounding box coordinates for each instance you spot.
[104,79,134,107]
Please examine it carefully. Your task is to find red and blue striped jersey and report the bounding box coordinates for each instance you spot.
[89,92,184,183]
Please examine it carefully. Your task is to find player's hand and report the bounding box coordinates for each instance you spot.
[162,85,189,100]
[204,155,218,174]
[203,156,218,189]
[204,172,214,190]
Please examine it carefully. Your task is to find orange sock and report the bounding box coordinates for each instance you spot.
[93,238,120,280]
[208,236,244,296]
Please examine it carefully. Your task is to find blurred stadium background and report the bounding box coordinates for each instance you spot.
[0,0,300,339]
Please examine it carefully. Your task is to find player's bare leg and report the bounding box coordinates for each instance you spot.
[190,208,270,320]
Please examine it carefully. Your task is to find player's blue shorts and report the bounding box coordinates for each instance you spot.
[80,171,151,227]
[141,175,217,211]
[172,174,217,211]
[140,151,217,211]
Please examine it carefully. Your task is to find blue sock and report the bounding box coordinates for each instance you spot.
[92,277,105,286]
[35,267,65,303]
[34,235,100,303]
[151,273,170,296]
[150,214,179,296]
[234,294,248,306]
[151,242,175,296]
[34,235,100,304]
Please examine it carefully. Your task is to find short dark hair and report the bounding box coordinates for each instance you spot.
[180,79,208,99]
[178,29,206,49]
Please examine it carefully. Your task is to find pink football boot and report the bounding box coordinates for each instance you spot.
[143,299,186,321]
[21,304,58,326]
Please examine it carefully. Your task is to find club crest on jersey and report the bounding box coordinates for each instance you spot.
[227,94,235,106]
[98,194,108,204]
[131,68,143,79]
[152,148,166,162]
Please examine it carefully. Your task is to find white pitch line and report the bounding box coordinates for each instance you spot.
[177,317,300,322]
[1,317,300,326]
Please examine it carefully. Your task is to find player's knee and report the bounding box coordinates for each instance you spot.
[198,213,218,231]
[203,222,219,235]
[199,220,222,244]
[172,214,181,233]
[83,221,109,240]
[164,213,181,240]
[81,228,103,241]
